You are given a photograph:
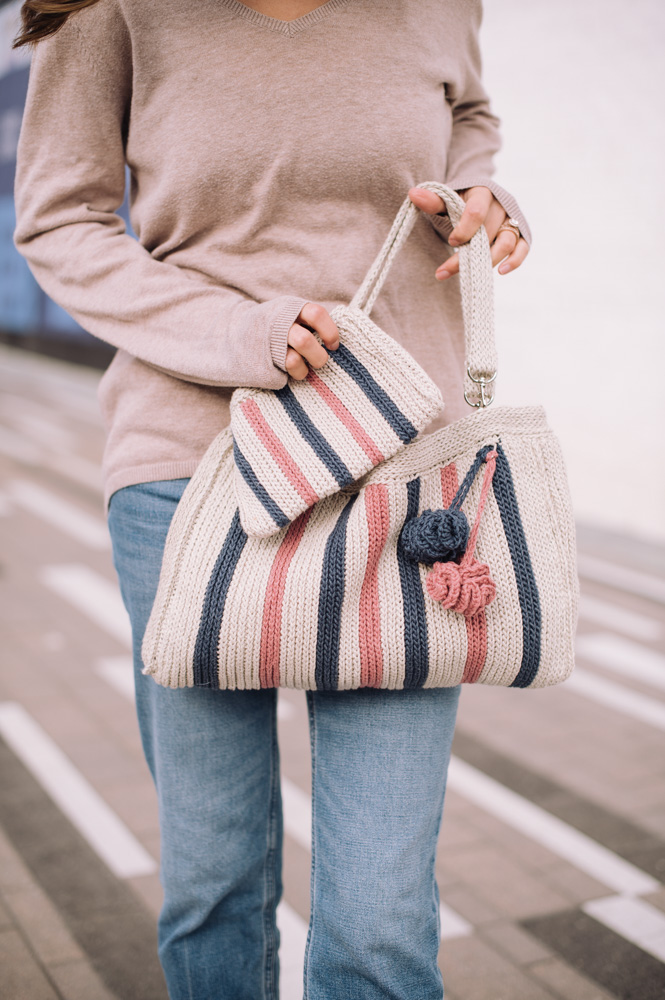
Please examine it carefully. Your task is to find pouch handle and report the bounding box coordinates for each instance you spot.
[349,182,497,408]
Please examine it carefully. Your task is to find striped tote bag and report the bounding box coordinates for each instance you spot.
[141,183,579,691]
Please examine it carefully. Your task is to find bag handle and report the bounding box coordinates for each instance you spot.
[349,182,498,408]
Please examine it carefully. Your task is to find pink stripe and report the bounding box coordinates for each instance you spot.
[305,369,385,465]
[359,484,391,688]
[241,399,319,507]
[259,508,313,688]
[439,464,487,682]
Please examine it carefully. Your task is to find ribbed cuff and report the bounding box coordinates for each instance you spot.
[426,178,532,247]
[268,295,311,372]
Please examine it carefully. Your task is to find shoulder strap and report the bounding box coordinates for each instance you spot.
[349,182,497,408]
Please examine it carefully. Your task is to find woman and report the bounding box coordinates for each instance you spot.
[13,2,530,997]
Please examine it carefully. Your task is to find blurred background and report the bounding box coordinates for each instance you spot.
[0,1,664,999]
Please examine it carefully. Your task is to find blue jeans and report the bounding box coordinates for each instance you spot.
[108,478,461,1000]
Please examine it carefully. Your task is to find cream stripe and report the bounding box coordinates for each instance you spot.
[294,376,387,482]
[474,479,524,685]
[278,495,344,689]
[141,429,237,687]
[377,482,408,690]
[418,464,469,688]
[335,308,443,427]
[504,434,577,688]
[232,406,306,538]
[216,518,286,690]
[336,487,369,690]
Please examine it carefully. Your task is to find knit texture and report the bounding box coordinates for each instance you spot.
[12,0,531,509]
[141,406,579,691]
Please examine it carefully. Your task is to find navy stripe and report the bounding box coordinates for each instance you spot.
[233,439,290,530]
[315,494,358,691]
[193,510,248,687]
[397,478,430,688]
[275,384,353,488]
[329,343,418,444]
[491,443,542,687]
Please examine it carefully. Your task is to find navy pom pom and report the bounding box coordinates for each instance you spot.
[401,508,469,564]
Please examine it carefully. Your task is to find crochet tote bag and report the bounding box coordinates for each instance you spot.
[141,182,579,691]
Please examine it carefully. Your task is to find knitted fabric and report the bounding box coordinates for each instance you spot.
[142,407,579,691]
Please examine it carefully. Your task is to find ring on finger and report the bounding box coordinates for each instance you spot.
[495,218,521,246]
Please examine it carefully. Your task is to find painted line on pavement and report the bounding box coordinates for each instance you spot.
[9,479,110,550]
[0,701,156,879]
[0,421,103,493]
[578,594,663,642]
[96,656,135,700]
[447,756,659,896]
[577,633,665,693]
[582,894,665,964]
[578,554,665,605]
[40,564,132,647]
[564,669,665,732]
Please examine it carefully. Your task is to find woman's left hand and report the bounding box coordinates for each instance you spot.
[408,185,529,280]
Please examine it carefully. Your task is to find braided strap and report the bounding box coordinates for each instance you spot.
[350,181,497,408]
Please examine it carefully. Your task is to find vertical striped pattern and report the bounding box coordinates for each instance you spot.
[305,369,385,465]
[233,440,290,531]
[275,385,354,488]
[329,344,418,443]
[315,495,358,691]
[492,443,542,687]
[240,399,319,507]
[192,510,248,688]
[438,463,489,684]
[397,478,429,688]
[259,508,314,689]
[358,484,391,688]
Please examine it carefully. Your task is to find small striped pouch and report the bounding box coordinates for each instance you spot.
[230,198,444,538]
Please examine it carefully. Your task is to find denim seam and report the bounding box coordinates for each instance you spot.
[262,692,280,1000]
[302,692,317,1000]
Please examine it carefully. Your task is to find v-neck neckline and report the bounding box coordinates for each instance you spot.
[218,0,351,36]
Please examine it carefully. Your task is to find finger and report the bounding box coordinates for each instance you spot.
[489,229,520,267]
[284,346,310,380]
[448,187,492,246]
[298,301,340,350]
[287,323,330,370]
[498,238,530,274]
[408,186,446,215]
[483,201,508,244]
[435,250,460,281]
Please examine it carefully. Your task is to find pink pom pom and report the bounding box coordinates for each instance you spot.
[426,557,497,617]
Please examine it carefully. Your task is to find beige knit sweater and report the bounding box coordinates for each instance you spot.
[13,0,530,510]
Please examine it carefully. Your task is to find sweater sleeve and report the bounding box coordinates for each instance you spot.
[426,0,531,247]
[12,5,307,388]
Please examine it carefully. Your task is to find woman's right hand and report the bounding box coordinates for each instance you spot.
[285,302,340,380]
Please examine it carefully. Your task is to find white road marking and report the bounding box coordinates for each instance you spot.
[0,421,103,493]
[0,424,41,463]
[0,701,156,879]
[9,480,110,550]
[0,489,13,516]
[576,633,665,692]
[583,894,665,964]
[564,669,665,732]
[277,901,308,1000]
[578,554,665,605]
[439,902,473,940]
[96,656,135,701]
[40,565,132,647]
[446,757,658,897]
[578,594,663,642]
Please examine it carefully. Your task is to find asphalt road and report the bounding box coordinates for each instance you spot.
[1,345,664,1000]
